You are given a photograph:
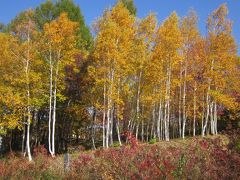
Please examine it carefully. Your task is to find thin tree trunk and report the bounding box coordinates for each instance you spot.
[210,101,214,134]
[48,49,53,155]
[160,101,164,140]
[26,111,32,161]
[182,60,187,139]
[52,52,60,156]
[109,70,114,146]
[116,120,122,146]
[164,69,169,141]
[150,102,156,139]
[91,108,96,150]
[193,81,197,136]
[202,92,210,137]
[166,61,172,141]
[52,68,57,156]
[214,101,218,134]
[106,68,112,148]
[157,98,162,141]
[25,30,32,161]
[201,95,205,136]
[136,71,142,139]
[22,124,25,155]
[106,93,110,148]
[102,81,106,148]
[179,61,183,138]
[203,59,214,136]
[135,122,139,140]
[116,82,122,146]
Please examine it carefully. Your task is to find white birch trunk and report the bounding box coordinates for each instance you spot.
[182,61,187,139]
[48,49,53,155]
[193,81,197,136]
[202,92,210,137]
[210,101,214,134]
[202,59,214,136]
[51,52,60,156]
[214,101,218,134]
[157,98,162,141]
[136,71,142,139]
[179,61,182,138]
[106,68,112,148]
[25,29,32,161]
[116,82,122,146]
[102,80,106,148]
[166,62,172,141]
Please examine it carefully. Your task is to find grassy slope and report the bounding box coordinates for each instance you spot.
[1,133,239,179]
[50,134,230,174]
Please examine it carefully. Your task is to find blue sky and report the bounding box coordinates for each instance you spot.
[0,0,239,51]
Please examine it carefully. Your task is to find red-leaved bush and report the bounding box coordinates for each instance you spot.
[68,132,240,179]
[1,129,240,179]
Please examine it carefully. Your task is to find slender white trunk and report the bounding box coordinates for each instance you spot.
[106,69,111,148]
[116,121,122,146]
[136,71,142,138]
[26,84,32,161]
[52,74,57,156]
[157,97,162,141]
[160,103,163,140]
[135,123,139,139]
[201,95,205,136]
[26,110,32,161]
[193,81,197,136]
[52,51,60,156]
[116,82,122,146]
[210,101,214,134]
[214,101,218,134]
[151,102,156,139]
[166,62,172,141]
[25,29,32,161]
[106,101,110,148]
[202,92,210,136]
[109,71,114,146]
[141,119,144,142]
[109,109,113,146]
[48,49,53,154]
[202,59,214,136]
[179,61,182,137]
[164,70,168,141]
[102,80,106,148]
[91,109,96,150]
[182,60,187,139]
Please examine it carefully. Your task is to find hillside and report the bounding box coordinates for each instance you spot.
[1,129,240,179]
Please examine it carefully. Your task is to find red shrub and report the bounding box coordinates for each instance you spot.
[33,145,48,157]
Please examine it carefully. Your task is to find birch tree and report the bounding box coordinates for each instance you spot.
[202,4,238,136]
[180,10,199,138]
[40,13,78,156]
[153,12,182,141]
[93,2,136,148]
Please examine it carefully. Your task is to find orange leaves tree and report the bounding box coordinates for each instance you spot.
[39,12,78,156]
[92,2,136,148]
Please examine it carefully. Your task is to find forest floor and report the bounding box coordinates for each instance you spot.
[1,129,240,179]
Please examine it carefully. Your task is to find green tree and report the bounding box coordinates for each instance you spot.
[34,0,92,50]
[119,0,137,16]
